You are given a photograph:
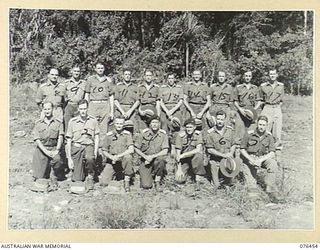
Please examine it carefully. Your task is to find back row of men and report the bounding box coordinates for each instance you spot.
[31,62,284,201]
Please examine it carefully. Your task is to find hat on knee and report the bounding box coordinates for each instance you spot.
[220,158,241,178]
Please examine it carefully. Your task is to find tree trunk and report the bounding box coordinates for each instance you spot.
[186,42,189,77]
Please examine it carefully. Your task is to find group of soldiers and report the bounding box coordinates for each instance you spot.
[31,61,285,202]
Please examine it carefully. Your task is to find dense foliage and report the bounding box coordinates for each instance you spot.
[9,10,313,95]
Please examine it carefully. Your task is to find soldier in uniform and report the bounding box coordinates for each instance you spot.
[66,99,100,190]
[31,101,64,190]
[175,118,206,191]
[98,116,134,192]
[208,70,235,127]
[159,73,184,154]
[64,65,86,131]
[259,69,284,147]
[233,70,262,138]
[84,62,114,138]
[183,70,210,130]
[35,68,65,121]
[138,70,161,130]
[114,70,140,133]
[240,115,283,202]
[206,110,239,188]
[134,115,169,191]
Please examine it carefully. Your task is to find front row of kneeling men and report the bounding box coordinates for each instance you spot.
[31,99,282,202]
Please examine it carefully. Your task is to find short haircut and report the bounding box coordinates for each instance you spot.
[42,101,53,109]
[78,99,89,107]
[257,115,268,123]
[216,110,227,117]
[184,118,195,126]
[95,61,105,67]
[147,115,160,125]
[49,68,59,74]
[72,64,81,69]
[114,115,125,120]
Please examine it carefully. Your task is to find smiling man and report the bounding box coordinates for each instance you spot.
[259,68,284,148]
[31,101,64,191]
[36,68,65,120]
[98,116,134,192]
[134,115,169,191]
[66,99,100,191]
[240,115,283,203]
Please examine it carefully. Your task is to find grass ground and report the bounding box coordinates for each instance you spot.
[8,84,314,229]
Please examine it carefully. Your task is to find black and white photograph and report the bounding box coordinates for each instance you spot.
[8,9,314,230]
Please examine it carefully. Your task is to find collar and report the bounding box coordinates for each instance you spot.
[75,115,91,123]
[40,116,55,125]
[70,77,82,83]
[94,74,107,82]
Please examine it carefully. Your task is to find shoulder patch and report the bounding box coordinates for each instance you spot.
[277,82,284,86]
[261,82,268,86]
[39,82,48,88]
[55,118,63,123]
[179,131,186,137]
[248,130,254,134]
[211,83,217,87]
[175,84,182,88]
[69,116,78,122]
[153,83,159,87]
[116,82,124,86]
[35,118,42,124]
[186,81,193,85]
[207,127,214,134]
[161,84,168,88]
[159,129,166,134]
[194,130,201,135]
[106,131,113,136]
[142,128,149,133]
[122,130,131,135]
[226,125,234,130]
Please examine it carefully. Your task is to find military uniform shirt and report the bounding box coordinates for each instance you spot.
[35,81,65,106]
[101,130,133,155]
[175,130,203,154]
[259,81,284,105]
[206,126,238,154]
[234,83,261,108]
[210,83,234,105]
[85,75,113,101]
[240,130,276,156]
[65,78,86,104]
[33,117,64,147]
[135,128,169,155]
[159,84,183,105]
[138,83,160,105]
[66,115,100,145]
[183,81,210,104]
[114,82,139,105]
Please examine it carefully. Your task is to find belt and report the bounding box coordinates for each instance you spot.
[121,103,134,106]
[189,102,205,105]
[265,103,280,106]
[212,103,229,106]
[72,142,92,148]
[91,100,108,103]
